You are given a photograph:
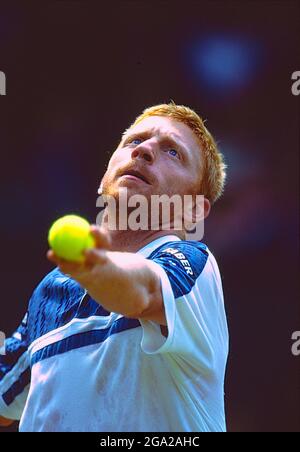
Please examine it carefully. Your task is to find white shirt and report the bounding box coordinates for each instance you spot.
[0,235,229,432]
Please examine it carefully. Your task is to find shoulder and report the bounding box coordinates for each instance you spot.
[147,240,213,299]
[148,240,210,276]
[149,239,208,255]
[30,268,80,297]
[27,268,84,343]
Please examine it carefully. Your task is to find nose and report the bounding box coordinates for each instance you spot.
[131,140,155,163]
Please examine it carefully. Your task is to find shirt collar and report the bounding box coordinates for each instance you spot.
[136,234,182,258]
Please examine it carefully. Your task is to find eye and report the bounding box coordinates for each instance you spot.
[131,137,142,145]
[167,148,180,159]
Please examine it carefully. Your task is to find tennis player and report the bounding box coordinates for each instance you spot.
[0,103,229,432]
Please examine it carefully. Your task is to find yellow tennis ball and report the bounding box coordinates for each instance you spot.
[48,215,95,262]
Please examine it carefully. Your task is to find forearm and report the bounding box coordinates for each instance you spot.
[47,227,165,323]
[81,251,162,318]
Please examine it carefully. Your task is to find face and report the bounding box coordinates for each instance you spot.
[100,116,203,204]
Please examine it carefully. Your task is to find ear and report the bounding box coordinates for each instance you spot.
[183,196,211,224]
[97,181,103,195]
[203,198,211,219]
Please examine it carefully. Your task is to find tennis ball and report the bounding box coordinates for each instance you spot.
[48,215,95,262]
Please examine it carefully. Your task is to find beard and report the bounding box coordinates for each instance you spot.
[98,173,201,233]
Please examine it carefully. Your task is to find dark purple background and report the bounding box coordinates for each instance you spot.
[0,1,299,432]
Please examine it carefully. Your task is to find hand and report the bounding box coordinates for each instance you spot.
[48,224,164,321]
[47,225,112,283]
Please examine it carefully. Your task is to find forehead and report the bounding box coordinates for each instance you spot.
[127,116,200,150]
[122,115,204,172]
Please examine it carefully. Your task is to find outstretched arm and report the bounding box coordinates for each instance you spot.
[47,226,166,325]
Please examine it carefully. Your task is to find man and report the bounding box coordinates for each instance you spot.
[0,103,228,432]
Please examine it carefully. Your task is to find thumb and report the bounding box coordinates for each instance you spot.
[84,248,108,266]
[90,225,111,250]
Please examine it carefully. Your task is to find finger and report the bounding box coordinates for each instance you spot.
[47,250,86,275]
[47,250,59,265]
[84,248,108,266]
[90,225,111,250]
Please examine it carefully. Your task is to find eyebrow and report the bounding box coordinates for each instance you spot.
[122,127,190,159]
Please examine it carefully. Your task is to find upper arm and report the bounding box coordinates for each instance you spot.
[137,258,168,326]
[137,242,208,326]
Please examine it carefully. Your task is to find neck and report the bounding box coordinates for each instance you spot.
[101,223,184,253]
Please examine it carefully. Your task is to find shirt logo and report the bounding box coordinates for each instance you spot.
[163,248,194,276]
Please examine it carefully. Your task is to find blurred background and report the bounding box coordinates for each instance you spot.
[0,0,299,432]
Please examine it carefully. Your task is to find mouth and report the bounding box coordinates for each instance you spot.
[119,169,151,185]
